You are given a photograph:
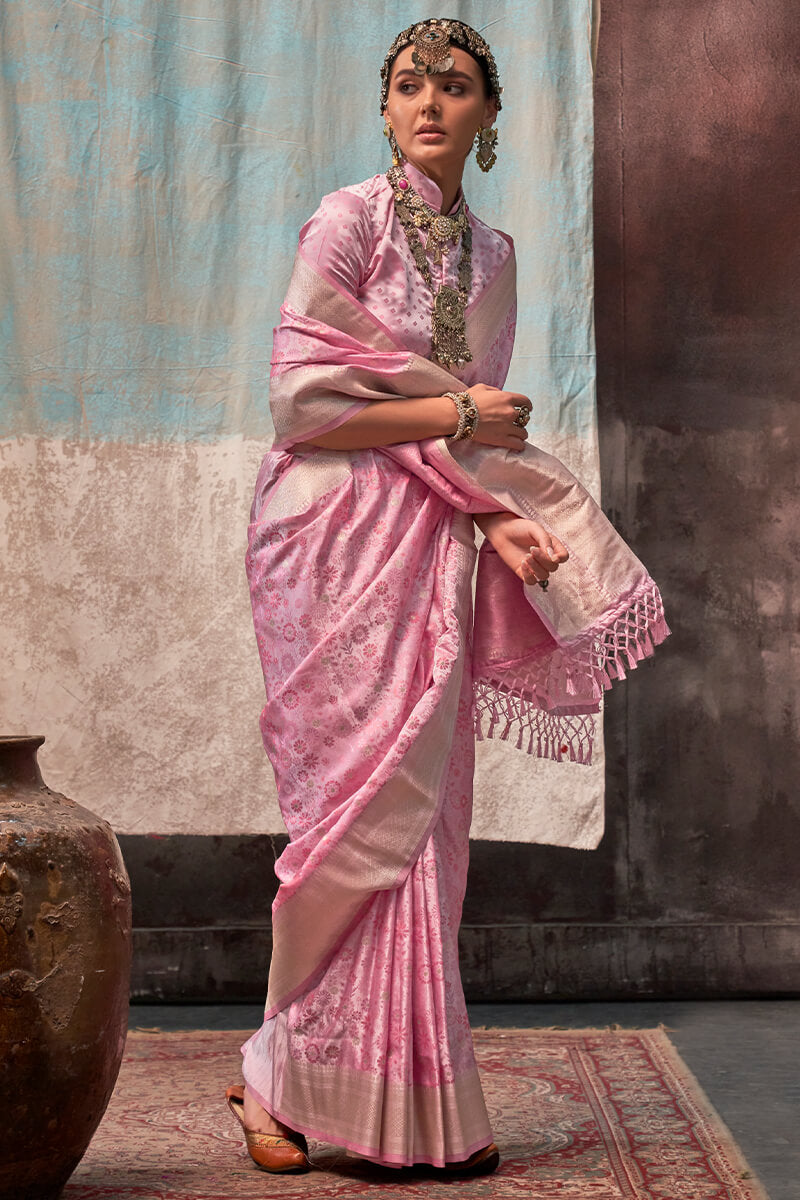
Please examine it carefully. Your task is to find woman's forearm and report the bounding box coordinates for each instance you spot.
[303,395,458,449]
[473,511,512,535]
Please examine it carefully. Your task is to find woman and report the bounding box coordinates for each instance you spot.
[225,18,667,1177]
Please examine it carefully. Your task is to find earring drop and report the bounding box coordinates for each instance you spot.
[475,126,498,172]
[384,121,402,167]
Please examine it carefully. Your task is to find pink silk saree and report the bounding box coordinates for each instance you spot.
[241,172,668,1166]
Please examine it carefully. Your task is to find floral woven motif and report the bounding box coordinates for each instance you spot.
[63,1027,767,1199]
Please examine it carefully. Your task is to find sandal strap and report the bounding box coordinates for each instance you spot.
[225,1092,246,1129]
[245,1130,299,1150]
[225,1086,308,1157]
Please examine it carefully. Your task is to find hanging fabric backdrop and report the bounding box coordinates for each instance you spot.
[0,0,601,845]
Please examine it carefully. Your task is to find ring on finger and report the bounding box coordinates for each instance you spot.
[512,405,531,428]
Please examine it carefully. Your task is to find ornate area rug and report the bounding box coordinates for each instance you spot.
[64,1027,767,1199]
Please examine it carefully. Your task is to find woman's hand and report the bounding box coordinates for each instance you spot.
[468,384,531,451]
[475,512,569,584]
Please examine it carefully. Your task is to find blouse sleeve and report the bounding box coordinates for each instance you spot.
[297,190,374,297]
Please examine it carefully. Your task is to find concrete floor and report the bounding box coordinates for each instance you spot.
[129,1000,799,1200]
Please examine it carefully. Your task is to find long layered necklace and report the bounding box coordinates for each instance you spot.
[386,164,473,370]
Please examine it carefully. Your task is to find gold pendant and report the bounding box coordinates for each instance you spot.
[432,286,471,368]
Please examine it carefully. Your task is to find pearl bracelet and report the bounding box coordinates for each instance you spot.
[445,390,479,441]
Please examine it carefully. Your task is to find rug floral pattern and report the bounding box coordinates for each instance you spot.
[64,1028,767,1199]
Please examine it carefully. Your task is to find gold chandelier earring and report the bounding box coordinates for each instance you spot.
[475,125,498,172]
[383,119,402,167]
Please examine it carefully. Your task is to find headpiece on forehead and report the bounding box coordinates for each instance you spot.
[379,18,503,112]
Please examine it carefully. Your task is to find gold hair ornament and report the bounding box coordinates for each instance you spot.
[380,18,503,112]
[412,23,455,76]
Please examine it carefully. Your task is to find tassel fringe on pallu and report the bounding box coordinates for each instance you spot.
[473,580,670,764]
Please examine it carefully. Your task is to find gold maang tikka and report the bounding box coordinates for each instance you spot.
[411,22,455,76]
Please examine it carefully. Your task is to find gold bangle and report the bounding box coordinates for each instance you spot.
[445,390,479,441]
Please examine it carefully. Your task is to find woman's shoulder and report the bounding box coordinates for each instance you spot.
[298,176,389,293]
[307,174,512,250]
[337,173,391,204]
[310,174,388,221]
[467,206,515,259]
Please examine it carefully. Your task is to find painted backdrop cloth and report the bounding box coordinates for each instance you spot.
[241,161,665,1165]
[0,1,601,841]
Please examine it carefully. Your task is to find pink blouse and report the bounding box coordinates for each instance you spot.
[295,160,517,389]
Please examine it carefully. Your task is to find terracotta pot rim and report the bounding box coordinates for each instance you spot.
[0,735,46,746]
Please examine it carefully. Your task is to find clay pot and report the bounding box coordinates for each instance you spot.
[0,736,132,1200]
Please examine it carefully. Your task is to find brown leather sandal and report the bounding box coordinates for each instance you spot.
[225,1084,310,1174]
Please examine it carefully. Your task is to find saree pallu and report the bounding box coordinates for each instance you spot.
[241,235,669,1166]
[269,247,670,755]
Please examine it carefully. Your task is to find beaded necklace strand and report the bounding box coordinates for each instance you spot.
[386,165,473,370]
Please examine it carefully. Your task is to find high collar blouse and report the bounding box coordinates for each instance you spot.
[295,160,516,389]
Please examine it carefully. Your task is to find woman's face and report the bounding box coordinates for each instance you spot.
[384,45,497,178]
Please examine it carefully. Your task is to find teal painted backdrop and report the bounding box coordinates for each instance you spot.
[0,0,595,446]
[0,1,601,841]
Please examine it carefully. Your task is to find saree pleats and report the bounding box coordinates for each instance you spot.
[241,670,491,1166]
[242,448,491,1165]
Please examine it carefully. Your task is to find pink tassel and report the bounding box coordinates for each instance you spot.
[472,578,668,764]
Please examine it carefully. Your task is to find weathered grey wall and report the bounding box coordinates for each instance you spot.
[125,0,800,1002]
[591,0,800,989]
